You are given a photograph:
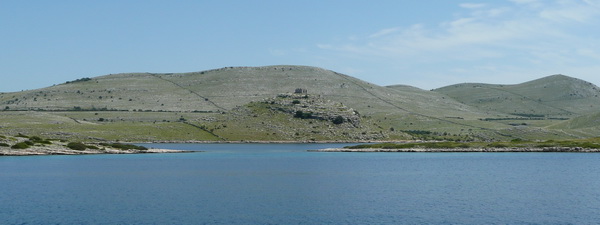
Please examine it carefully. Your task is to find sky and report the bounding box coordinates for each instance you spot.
[1,0,600,92]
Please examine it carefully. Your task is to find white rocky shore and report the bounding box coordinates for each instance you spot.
[0,146,193,156]
[309,147,600,153]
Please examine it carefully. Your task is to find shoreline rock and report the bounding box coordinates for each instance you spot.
[0,146,196,156]
[309,147,600,153]
[147,140,393,144]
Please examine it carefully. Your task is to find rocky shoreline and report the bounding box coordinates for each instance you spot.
[309,147,600,153]
[0,146,195,156]
[149,140,387,144]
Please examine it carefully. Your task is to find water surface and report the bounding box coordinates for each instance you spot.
[1,143,599,224]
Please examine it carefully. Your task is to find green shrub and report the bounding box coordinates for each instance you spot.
[102,143,147,150]
[113,143,147,150]
[347,143,414,149]
[487,143,508,148]
[332,116,345,124]
[421,142,461,149]
[294,110,312,119]
[578,142,600,149]
[29,136,43,142]
[402,130,432,136]
[11,142,30,149]
[457,143,471,148]
[29,136,52,144]
[348,142,478,150]
[0,143,10,147]
[67,142,88,150]
[66,77,92,84]
[535,143,554,148]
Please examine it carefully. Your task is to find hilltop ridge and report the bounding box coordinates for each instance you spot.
[434,74,600,117]
[2,66,600,142]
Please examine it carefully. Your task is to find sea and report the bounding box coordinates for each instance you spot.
[1,143,600,224]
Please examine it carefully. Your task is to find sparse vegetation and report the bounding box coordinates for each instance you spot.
[294,110,312,119]
[487,142,508,148]
[2,66,600,143]
[0,134,186,156]
[66,77,92,84]
[100,143,147,150]
[345,139,600,150]
[346,142,471,149]
[65,142,101,151]
[11,142,31,149]
[67,142,88,150]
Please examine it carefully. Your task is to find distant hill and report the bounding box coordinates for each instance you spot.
[0,66,481,117]
[433,75,600,117]
[1,67,600,142]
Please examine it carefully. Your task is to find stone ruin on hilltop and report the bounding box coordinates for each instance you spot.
[294,88,307,94]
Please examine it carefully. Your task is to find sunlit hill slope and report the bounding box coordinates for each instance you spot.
[1,66,599,142]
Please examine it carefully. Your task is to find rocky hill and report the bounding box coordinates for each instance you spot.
[0,66,482,117]
[194,92,408,142]
[434,75,600,117]
[1,66,600,142]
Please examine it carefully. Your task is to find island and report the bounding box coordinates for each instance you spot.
[0,134,192,156]
[309,140,600,153]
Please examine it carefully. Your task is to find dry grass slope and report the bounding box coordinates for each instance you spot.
[2,67,600,141]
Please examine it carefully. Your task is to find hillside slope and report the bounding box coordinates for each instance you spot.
[433,75,600,117]
[0,66,493,131]
[1,67,599,141]
[0,66,485,116]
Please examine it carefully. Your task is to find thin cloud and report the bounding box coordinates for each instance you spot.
[539,1,600,23]
[509,0,542,6]
[321,0,600,64]
[368,27,402,38]
[459,3,486,9]
[316,0,600,88]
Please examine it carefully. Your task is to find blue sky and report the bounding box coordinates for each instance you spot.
[1,0,600,92]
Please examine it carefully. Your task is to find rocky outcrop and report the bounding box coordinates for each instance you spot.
[0,135,192,156]
[265,93,361,126]
[0,146,192,156]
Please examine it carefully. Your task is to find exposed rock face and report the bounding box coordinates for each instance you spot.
[266,93,361,126]
[204,91,406,142]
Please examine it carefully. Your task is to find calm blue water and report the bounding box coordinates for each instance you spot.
[2,143,600,224]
